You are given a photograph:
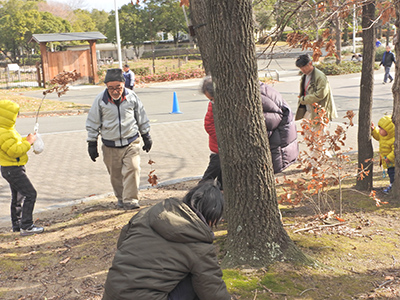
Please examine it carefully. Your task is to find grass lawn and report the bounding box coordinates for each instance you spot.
[0,88,91,114]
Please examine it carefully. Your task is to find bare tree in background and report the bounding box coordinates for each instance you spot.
[392,1,400,199]
[356,0,375,191]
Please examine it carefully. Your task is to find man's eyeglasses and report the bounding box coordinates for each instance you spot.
[107,86,124,92]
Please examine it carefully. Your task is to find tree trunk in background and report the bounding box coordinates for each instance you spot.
[356,1,375,191]
[188,0,211,74]
[392,3,400,200]
[343,22,348,44]
[386,22,391,46]
[334,0,342,64]
[206,0,311,267]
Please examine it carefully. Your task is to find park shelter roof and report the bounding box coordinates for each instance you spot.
[30,32,107,43]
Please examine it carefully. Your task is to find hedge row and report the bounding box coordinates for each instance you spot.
[137,68,205,84]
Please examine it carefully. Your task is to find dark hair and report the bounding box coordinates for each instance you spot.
[183,180,224,226]
[123,64,130,68]
[295,54,312,68]
[201,76,214,98]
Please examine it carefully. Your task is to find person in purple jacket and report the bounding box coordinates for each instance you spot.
[259,82,299,173]
[199,77,298,175]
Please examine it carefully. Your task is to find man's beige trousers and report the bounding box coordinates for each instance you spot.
[102,139,141,202]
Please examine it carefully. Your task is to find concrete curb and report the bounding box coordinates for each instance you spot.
[19,109,91,117]
[0,176,202,227]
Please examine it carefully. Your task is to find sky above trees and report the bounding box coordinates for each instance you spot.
[51,0,130,12]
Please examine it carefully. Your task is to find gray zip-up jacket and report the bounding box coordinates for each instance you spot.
[86,88,150,147]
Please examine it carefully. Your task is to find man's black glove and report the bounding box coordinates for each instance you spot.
[88,141,99,162]
[142,134,152,152]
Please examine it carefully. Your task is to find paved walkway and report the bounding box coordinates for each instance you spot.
[0,119,210,227]
[0,61,387,228]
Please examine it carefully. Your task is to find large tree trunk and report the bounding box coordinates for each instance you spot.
[188,0,211,74]
[206,0,311,267]
[392,3,400,200]
[356,1,375,191]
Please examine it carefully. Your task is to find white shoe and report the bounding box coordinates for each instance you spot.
[129,200,140,209]
[119,199,140,209]
[20,225,44,236]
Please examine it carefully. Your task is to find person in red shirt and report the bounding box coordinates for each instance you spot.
[198,76,299,189]
[198,76,222,189]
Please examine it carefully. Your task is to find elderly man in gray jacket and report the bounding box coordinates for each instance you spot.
[86,68,152,209]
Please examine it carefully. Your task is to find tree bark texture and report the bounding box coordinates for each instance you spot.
[206,0,311,268]
[188,0,211,74]
[356,1,375,191]
[392,2,400,200]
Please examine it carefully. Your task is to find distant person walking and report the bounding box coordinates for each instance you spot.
[380,45,396,84]
[123,64,135,90]
[295,54,337,122]
[0,100,44,236]
[376,38,382,48]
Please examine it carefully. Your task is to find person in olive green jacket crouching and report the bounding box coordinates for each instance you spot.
[102,180,231,300]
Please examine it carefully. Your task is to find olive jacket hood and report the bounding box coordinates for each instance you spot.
[103,198,230,300]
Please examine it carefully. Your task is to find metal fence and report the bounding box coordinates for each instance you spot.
[0,66,40,89]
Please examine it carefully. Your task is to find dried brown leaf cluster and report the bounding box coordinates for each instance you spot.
[369,190,388,207]
[377,1,396,25]
[278,104,381,215]
[286,30,337,61]
[43,70,81,97]
[180,0,189,7]
[147,159,158,186]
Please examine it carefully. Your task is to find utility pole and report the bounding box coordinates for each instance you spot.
[115,0,123,69]
[353,4,356,53]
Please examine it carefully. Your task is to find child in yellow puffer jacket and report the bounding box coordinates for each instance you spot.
[371,115,395,194]
[0,100,44,235]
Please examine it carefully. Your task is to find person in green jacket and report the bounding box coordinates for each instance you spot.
[102,180,231,300]
[295,54,337,122]
[0,100,44,236]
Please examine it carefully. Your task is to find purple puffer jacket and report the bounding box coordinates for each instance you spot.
[260,82,299,174]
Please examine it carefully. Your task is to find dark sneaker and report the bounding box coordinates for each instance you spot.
[383,184,392,194]
[20,225,44,236]
[117,199,124,209]
[390,78,393,83]
[12,222,20,232]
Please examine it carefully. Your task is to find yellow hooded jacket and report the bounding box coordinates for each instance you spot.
[372,115,395,169]
[0,100,31,166]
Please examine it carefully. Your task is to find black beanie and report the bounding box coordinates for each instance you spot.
[104,68,125,83]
